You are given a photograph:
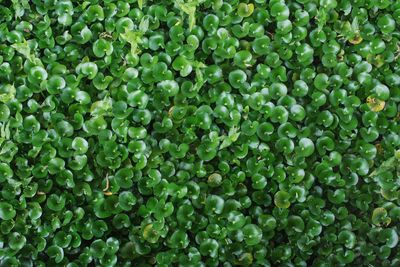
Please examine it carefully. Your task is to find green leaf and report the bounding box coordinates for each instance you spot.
[0,202,16,220]
[138,0,144,9]
[47,245,64,263]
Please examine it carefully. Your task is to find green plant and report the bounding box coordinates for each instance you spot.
[1,0,400,266]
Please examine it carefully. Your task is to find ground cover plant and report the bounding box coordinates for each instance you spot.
[0,0,400,266]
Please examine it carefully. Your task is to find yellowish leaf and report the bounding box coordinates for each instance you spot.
[349,35,363,44]
[367,96,385,112]
[143,224,154,240]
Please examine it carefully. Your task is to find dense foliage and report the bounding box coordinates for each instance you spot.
[1,0,400,266]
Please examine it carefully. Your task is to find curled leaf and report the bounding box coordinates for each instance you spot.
[367,96,385,112]
[372,207,391,226]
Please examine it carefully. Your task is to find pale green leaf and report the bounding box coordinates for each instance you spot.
[219,138,232,150]
[11,0,25,18]
[120,25,145,56]
[11,41,31,60]
[229,132,241,142]
[0,123,5,139]
[370,156,396,177]
[81,1,91,10]
[175,0,205,31]
[90,97,112,117]
[4,122,10,140]
[219,128,241,150]
[0,84,16,103]
[351,17,360,34]
[139,17,149,33]
[228,127,238,137]
[316,9,327,30]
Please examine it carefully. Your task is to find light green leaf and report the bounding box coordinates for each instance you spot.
[12,40,43,66]
[316,9,327,30]
[1,122,10,140]
[139,17,149,33]
[370,156,397,177]
[0,84,16,103]
[193,60,206,91]
[229,132,241,142]
[220,138,232,150]
[0,123,5,139]
[5,123,9,140]
[120,17,149,56]
[11,0,26,18]
[121,32,141,56]
[219,128,241,150]
[11,41,31,60]
[351,17,359,34]
[90,97,112,117]
[81,1,91,10]
[175,0,205,31]
[228,127,239,139]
